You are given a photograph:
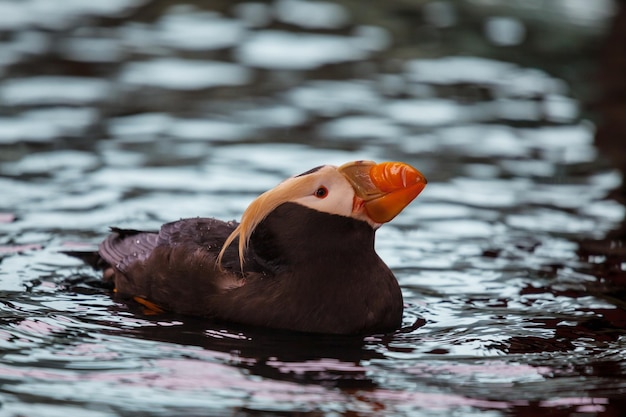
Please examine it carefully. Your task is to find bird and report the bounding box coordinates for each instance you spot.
[96,160,427,334]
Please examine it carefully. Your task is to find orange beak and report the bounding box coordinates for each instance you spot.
[338,160,427,223]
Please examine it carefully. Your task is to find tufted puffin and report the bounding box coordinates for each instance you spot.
[97,160,426,334]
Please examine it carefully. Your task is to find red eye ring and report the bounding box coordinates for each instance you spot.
[314,186,328,199]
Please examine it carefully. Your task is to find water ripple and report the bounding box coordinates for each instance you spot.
[0,1,624,416]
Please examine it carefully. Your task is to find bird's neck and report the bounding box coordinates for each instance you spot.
[247,202,377,276]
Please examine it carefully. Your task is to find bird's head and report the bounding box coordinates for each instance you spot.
[218,160,427,268]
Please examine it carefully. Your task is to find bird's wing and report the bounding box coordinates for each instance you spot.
[99,227,159,274]
[98,218,249,316]
[99,218,241,272]
[155,218,245,272]
[157,218,237,248]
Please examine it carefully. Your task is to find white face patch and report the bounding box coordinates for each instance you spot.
[218,163,380,268]
[291,165,355,218]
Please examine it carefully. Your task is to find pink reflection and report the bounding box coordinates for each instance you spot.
[75,357,527,411]
[0,213,15,223]
[540,397,609,406]
[3,351,609,414]
[0,243,42,254]
[14,319,63,336]
[540,396,608,412]
[406,360,552,380]
[0,356,524,412]
[366,388,519,410]
[265,358,366,375]
[61,343,121,361]
[0,366,76,382]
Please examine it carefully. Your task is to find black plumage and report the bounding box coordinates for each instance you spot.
[99,203,402,334]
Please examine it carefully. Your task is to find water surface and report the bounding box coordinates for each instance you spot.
[1,1,625,416]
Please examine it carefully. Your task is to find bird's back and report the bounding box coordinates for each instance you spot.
[98,218,244,316]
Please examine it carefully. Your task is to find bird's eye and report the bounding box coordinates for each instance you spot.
[314,186,328,199]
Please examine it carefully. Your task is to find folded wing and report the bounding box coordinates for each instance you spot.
[98,218,245,316]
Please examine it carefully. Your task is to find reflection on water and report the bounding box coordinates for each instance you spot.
[1,0,626,416]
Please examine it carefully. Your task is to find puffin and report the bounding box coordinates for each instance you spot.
[97,160,427,334]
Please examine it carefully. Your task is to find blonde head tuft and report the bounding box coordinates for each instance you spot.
[217,173,322,270]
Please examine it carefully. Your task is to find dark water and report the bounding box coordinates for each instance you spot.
[1,1,626,416]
